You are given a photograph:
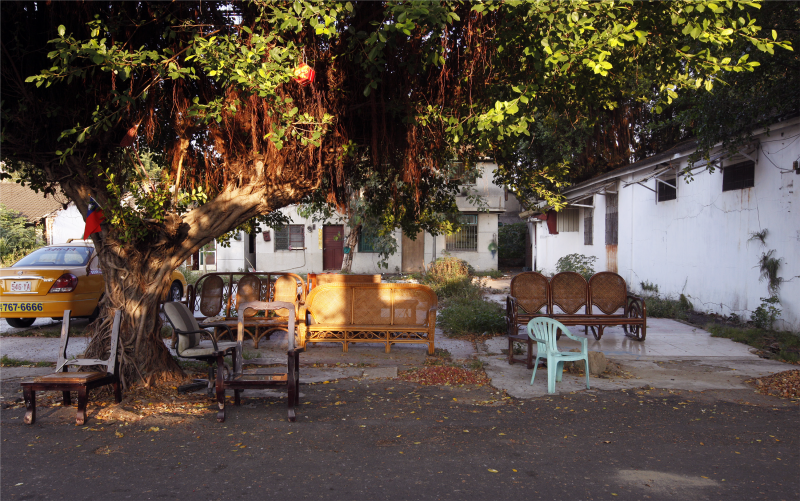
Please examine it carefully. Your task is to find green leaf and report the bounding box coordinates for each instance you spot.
[772,29,777,41]
[58,25,65,37]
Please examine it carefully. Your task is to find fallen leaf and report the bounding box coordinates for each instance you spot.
[488,469,498,473]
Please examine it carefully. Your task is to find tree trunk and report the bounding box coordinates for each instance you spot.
[340,224,361,273]
[83,239,185,388]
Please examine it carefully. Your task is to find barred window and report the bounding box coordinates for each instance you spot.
[657,178,677,202]
[449,161,477,184]
[722,161,755,192]
[358,226,379,253]
[584,208,593,245]
[556,209,579,232]
[446,214,478,251]
[275,225,305,250]
[605,194,618,245]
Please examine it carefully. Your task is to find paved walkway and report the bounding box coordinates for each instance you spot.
[1,315,791,398]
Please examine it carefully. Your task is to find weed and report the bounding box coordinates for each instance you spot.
[640,280,659,293]
[438,297,506,338]
[556,253,597,280]
[161,325,174,339]
[757,250,783,294]
[466,358,485,371]
[748,229,768,246]
[641,293,693,320]
[421,256,483,300]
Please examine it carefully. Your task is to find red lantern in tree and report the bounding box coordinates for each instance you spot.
[293,62,315,87]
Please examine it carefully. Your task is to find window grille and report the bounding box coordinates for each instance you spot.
[657,178,677,202]
[358,226,379,253]
[556,209,579,232]
[722,161,755,192]
[584,208,593,245]
[275,225,305,250]
[605,194,618,245]
[445,214,478,251]
[449,161,476,184]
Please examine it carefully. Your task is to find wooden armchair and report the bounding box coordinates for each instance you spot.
[216,301,302,423]
[22,310,123,426]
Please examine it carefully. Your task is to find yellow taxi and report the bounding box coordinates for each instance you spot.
[1,241,186,328]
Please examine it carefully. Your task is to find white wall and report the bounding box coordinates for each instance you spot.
[50,205,86,243]
[534,119,800,330]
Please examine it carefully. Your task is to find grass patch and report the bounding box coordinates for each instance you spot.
[0,355,54,368]
[438,297,506,339]
[1,322,87,338]
[475,270,504,279]
[706,324,800,364]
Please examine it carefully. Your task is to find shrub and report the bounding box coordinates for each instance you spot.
[438,297,507,337]
[555,253,597,280]
[751,295,781,330]
[0,204,44,267]
[423,257,481,300]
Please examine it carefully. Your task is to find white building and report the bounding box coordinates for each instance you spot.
[527,116,800,331]
[215,160,509,274]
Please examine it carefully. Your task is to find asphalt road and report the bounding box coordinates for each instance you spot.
[1,378,797,501]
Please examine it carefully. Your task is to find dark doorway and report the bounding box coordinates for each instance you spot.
[323,225,344,270]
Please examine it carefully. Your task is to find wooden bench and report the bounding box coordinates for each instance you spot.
[506,271,646,368]
[186,272,305,348]
[299,283,437,354]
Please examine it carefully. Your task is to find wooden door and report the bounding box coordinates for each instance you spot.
[322,225,344,270]
[402,231,425,272]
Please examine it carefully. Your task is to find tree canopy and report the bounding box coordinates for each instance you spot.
[1,0,786,383]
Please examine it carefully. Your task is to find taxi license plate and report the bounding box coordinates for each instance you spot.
[10,281,32,292]
[1,302,44,313]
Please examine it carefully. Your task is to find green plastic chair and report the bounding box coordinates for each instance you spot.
[527,317,590,394]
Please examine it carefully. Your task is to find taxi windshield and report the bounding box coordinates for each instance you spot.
[13,246,93,267]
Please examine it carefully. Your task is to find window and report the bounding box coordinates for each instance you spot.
[583,208,593,245]
[722,161,755,192]
[449,161,477,184]
[605,194,618,245]
[358,226,379,253]
[446,214,478,251]
[657,178,677,202]
[275,225,304,250]
[556,208,579,232]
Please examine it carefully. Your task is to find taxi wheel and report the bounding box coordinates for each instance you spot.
[7,318,36,328]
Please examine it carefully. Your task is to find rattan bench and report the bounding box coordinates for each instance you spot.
[299,283,437,354]
[506,271,646,368]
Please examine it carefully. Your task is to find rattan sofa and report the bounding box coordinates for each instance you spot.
[299,283,437,354]
[506,271,646,368]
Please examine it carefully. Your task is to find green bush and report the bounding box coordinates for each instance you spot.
[438,297,507,337]
[555,253,597,280]
[643,293,693,320]
[0,204,43,267]
[751,295,781,330]
[475,269,504,279]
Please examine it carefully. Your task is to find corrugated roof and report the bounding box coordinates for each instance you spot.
[0,182,66,223]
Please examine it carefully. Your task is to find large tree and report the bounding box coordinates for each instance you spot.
[1,1,783,385]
